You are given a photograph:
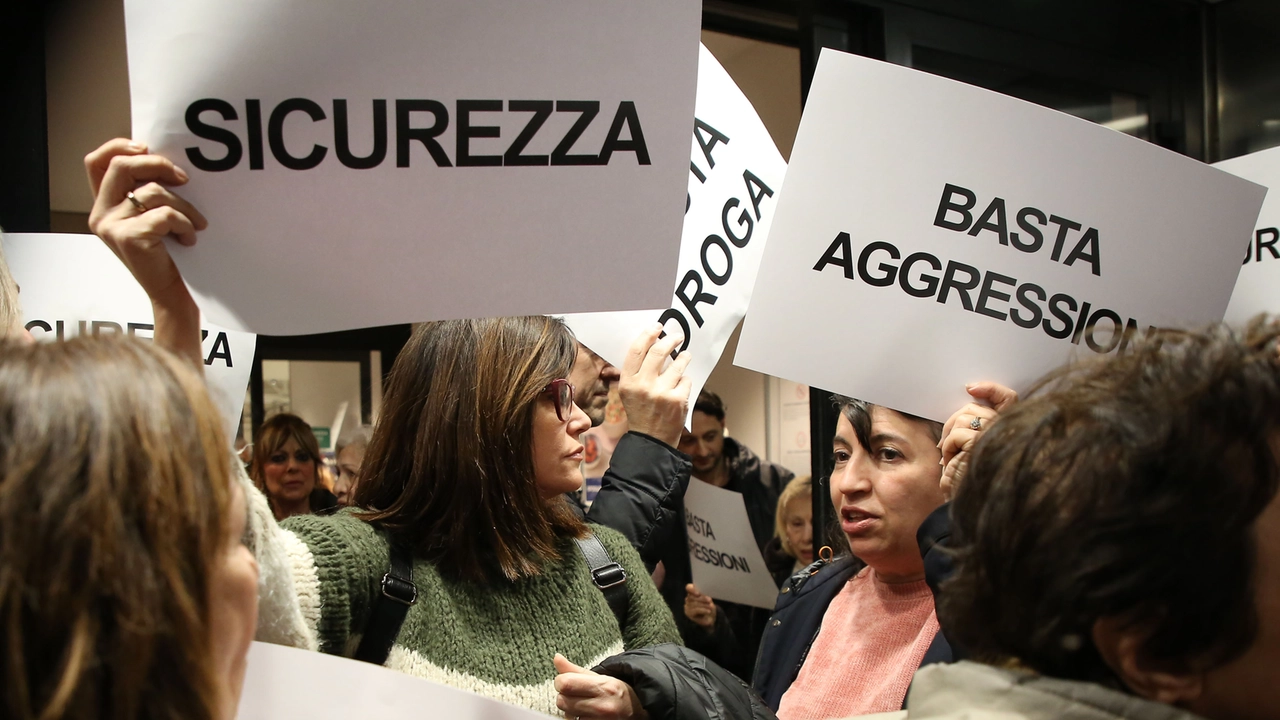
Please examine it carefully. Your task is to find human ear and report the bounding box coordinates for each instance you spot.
[1092,617,1204,705]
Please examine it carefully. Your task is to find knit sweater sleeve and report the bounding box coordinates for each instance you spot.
[279,511,386,655]
[594,526,682,650]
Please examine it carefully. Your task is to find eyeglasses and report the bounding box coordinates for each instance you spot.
[542,378,577,422]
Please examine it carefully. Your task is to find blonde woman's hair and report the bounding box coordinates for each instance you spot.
[0,235,23,337]
[0,335,232,720]
[774,474,812,558]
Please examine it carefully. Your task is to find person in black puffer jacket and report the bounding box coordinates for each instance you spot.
[590,644,776,720]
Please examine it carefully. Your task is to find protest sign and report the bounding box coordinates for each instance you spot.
[735,50,1266,422]
[684,479,780,609]
[1215,145,1280,324]
[237,642,543,720]
[559,309,661,371]
[124,0,700,335]
[3,233,256,441]
[562,44,788,425]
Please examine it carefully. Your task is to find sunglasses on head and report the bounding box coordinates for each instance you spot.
[542,378,577,421]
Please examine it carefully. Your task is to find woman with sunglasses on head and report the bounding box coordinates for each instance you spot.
[84,138,685,717]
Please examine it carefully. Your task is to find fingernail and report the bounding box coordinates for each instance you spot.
[175,166,190,182]
[128,141,146,152]
[965,383,975,390]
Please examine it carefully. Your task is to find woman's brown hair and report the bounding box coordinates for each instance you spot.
[0,335,232,720]
[250,412,329,516]
[941,317,1280,689]
[355,316,587,582]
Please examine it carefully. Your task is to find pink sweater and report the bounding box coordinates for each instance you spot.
[776,566,939,719]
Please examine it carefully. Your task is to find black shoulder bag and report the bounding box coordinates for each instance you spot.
[353,533,630,666]
[353,541,417,665]
[572,532,631,627]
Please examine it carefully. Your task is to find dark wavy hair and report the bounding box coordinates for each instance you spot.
[941,316,1280,689]
[354,316,587,582]
[694,389,726,422]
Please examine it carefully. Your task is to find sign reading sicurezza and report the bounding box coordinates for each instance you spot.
[562,44,788,427]
[2,234,256,443]
[1215,145,1280,325]
[735,50,1266,422]
[124,0,700,334]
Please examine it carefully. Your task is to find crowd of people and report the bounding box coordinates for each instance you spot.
[0,134,1276,720]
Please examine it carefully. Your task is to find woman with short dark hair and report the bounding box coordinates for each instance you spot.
[752,399,949,718]
[911,319,1280,720]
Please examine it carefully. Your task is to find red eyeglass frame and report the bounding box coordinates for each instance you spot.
[542,378,577,421]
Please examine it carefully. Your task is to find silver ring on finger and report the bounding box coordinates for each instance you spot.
[969,416,982,431]
[125,190,148,213]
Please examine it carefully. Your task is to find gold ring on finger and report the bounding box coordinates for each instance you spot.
[125,190,148,213]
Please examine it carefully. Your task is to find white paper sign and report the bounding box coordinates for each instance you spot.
[124,0,700,335]
[237,642,543,720]
[3,233,256,442]
[562,45,788,425]
[1215,145,1280,324]
[735,50,1266,422]
[559,309,664,372]
[684,479,780,610]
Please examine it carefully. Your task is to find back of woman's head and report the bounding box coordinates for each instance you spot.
[0,335,232,720]
[942,318,1280,690]
[355,316,584,582]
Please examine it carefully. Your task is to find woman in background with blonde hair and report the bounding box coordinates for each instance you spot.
[0,336,259,720]
[766,475,814,584]
[0,235,33,343]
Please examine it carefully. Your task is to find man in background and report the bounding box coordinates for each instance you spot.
[569,343,621,427]
[567,328,695,572]
[681,390,792,508]
[673,390,790,680]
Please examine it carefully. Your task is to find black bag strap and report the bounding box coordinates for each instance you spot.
[353,540,416,665]
[574,532,630,629]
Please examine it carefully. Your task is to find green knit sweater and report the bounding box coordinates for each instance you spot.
[280,511,680,715]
